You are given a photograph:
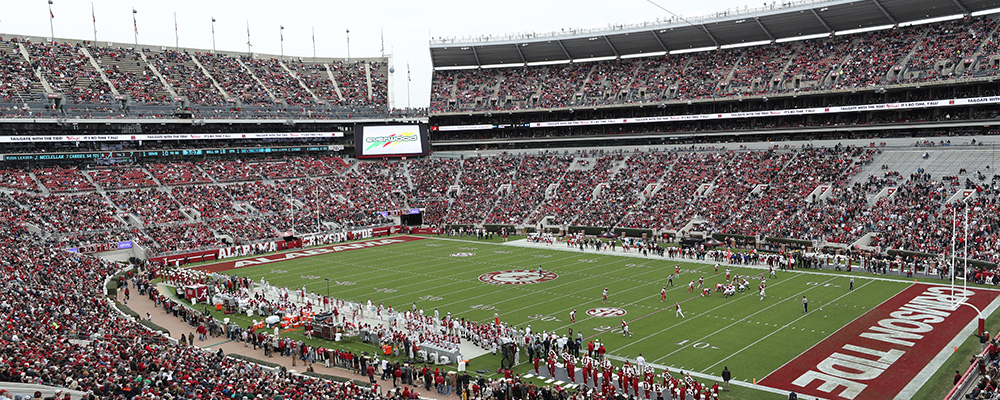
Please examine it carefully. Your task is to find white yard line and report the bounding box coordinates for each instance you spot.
[701,279,877,373]
[644,276,839,361]
[756,282,906,384]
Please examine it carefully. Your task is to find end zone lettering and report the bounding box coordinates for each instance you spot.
[762,285,999,400]
[190,234,422,274]
[234,238,406,268]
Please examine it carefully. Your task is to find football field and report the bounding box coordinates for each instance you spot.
[192,234,1000,400]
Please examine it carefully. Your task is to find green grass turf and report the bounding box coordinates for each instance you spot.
[204,235,926,397]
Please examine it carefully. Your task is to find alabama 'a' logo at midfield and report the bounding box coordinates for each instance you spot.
[479,270,558,285]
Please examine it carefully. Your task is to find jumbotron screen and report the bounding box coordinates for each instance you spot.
[354,124,429,158]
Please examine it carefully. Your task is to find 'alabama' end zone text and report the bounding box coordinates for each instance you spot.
[762,284,1000,400]
[192,236,425,273]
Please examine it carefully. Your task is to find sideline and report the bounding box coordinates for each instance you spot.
[497,238,1000,290]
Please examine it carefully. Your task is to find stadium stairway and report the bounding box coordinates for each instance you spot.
[321,64,347,103]
[236,57,279,103]
[27,171,49,195]
[401,161,415,190]
[137,51,180,99]
[80,46,121,97]
[364,62,374,101]
[16,42,55,94]
[189,53,232,102]
[893,30,930,81]
[82,170,104,194]
[278,59,322,104]
[143,167,165,187]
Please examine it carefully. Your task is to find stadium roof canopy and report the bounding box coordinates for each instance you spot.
[429,0,1000,68]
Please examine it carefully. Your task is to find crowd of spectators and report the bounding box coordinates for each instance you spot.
[89,167,157,190]
[0,39,39,102]
[147,50,227,106]
[532,153,623,226]
[196,160,261,182]
[431,157,502,225]
[24,41,114,104]
[242,57,312,105]
[284,59,343,105]
[88,45,170,105]
[142,222,220,254]
[147,162,213,186]
[289,156,350,176]
[330,61,376,108]
[198,53,274,106]
[408,158,459,215]
[576,151,676,228]
[1,148,997,263]
[35,166,95,192]
[170,185,239,220]
[0,235,396,400]
[0,168,39,191]
[480,153,574,225]
[622,152,731,231]
[14,191,124,234]
[106,188,187,225]
[430,15,1000,113]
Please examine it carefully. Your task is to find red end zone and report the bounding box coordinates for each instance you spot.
[761,284,999,400]
[190,235,425,273]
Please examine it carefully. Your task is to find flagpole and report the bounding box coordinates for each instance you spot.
[312,27,316,63]
[48,0,55,43]
[174,12,179,51]
[345,28,351,61]
[280,25,285,59]
[132,8,138,48]
[91,3,97,43]
[211,17,216,54]
[246,20,252,55]
[407,62,411,108]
